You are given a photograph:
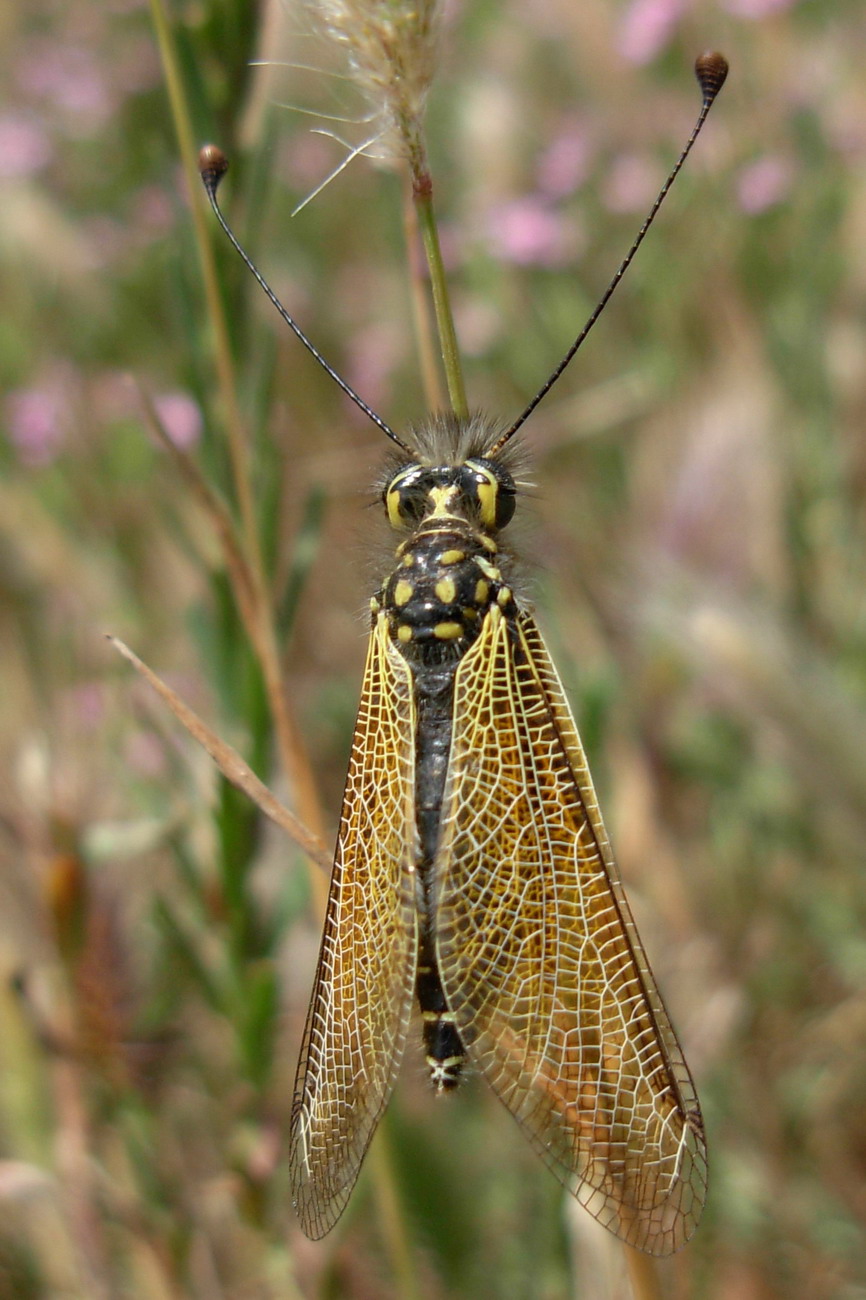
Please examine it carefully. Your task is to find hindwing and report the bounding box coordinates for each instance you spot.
[289,613,419,1239]
[434,605,707,1256]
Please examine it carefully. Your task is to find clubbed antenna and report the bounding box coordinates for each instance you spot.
[198,144,412,453]
[486,52,729,456]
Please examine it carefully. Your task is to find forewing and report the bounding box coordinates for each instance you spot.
[435,607,707,1255]
[290,613,418,1239]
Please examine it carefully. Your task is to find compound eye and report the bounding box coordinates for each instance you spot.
[465,458,517,531]
[494,482,516,529]
[385,467,429,529]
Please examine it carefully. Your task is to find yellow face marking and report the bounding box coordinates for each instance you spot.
[401,553,414,567]
[465,460,500,530]
[428,485,459,518]
[474,579,490,605]
[386,488,404,530]
[439,549,465,565]
[393,580,413,606]
[435,577,456,604]
[397,624,413,643]
[476,478,498,529]
[497,587,513,608]
[481,535,498,553]
[433,621,463,640]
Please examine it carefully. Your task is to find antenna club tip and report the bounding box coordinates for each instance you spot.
[198,143,229,192]
[695,52,729,102]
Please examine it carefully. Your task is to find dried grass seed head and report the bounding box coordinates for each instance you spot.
[309,0,443,169]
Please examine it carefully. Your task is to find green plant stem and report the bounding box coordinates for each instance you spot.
[403,176,445,411]
[413,173,468,418]
[148,0,254,561]
[623,1245,663,1300]
[369,1124,420,1300]
[148,0,327,893]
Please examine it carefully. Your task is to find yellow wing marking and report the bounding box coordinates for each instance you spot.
[290,612,418,1239]
[435,606,706,1256]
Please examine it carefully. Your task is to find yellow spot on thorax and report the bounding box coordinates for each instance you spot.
[476,556,501,582]
[435,577,456,604]
[393,580,413,606]
[433,622,463,640]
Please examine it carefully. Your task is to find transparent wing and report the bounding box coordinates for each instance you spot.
[290,613,419,1239]
[435,607,707,1255]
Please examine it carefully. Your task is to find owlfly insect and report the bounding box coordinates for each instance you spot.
[199,51,728,1256]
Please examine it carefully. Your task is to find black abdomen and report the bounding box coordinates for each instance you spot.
[380,522,505,1092]
[416,950,463,1092]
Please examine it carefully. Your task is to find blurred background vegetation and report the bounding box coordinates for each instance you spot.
[1,0,865,1297]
